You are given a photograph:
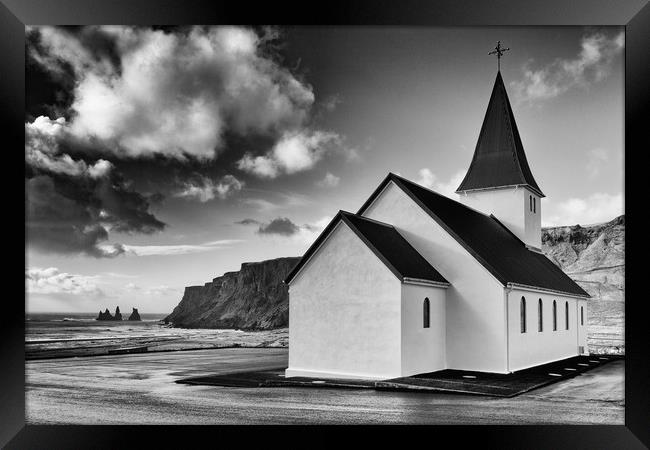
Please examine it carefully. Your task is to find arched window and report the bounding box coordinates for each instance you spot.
[423,298,430,328]
[538,298,543,332]
[581,306,584,326]
[553,300,557,331]
[565,302,569,330]
[520,297,526,333]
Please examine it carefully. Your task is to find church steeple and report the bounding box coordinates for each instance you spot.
[456,71,544,198]
[456,62,544,251]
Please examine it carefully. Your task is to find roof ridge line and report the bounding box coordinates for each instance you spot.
[489,214,526,246]
[340,210,396,228]
[286,207,448,285]
[389,176,509,286]
[500,88,527,186]
[500,78,545,197]
[342,212,448,284]
[339,213,406,282]
[389,173,493,219]
[454,77,496,193]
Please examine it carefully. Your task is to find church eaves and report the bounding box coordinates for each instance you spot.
[456,71,545,197]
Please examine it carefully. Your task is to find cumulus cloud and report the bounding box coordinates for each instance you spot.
[26,267,103,296]
[543,192,623,227]
[25,26,349,257]
[27,26,316,160]
[316,172,340,188]
[511,31,624,103]
[25,116,114,179]
[237,130,343,178]
[173,174,243,202]
[415,168,466,198]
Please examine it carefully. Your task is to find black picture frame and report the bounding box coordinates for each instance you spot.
[3,0,647,447]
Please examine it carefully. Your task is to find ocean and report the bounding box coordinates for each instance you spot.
[25,312,288,359]
[26,312,169,340]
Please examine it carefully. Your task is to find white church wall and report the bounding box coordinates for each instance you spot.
[400,283,446,376]
[362,181,508,373]
[286,221,402,380]
[507,288,585,372]
[523,189,542,249]
[459,187,541,250]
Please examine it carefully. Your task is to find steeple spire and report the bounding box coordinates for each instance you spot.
[456,71,544,197]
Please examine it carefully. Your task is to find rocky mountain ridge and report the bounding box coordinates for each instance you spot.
[542,215,624,302]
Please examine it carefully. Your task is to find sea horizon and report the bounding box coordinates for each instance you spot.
[26,311,171,316]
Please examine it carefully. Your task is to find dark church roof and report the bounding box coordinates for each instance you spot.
[456,71,545,197]
[284,210,449,286]
[358,173,589,298]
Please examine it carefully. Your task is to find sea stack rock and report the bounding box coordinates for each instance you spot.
[96,308,114,321]
[114,306,123,321]
[128,308,142,321]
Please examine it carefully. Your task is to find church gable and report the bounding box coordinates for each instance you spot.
[285,210,448,286]
[358,173,589,298]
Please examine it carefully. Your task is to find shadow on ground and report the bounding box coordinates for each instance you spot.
[177,354,623,398]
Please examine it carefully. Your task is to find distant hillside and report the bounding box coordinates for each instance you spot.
[542,215,624,302]
[164,257,300,330]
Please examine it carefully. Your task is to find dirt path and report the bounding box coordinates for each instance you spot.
[25,348,624,425]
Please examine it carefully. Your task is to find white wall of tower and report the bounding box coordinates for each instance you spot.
[458,187,542,250]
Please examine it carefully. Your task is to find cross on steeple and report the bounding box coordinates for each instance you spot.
[488,41,510,71]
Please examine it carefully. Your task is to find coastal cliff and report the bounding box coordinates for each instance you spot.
[542,215,624,302]
[164,257,300,330]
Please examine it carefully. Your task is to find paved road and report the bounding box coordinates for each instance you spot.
[25,348,624,425]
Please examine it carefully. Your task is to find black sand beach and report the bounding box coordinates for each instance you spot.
[26,347,624,425]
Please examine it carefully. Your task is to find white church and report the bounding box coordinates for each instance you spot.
[283,69,590,381]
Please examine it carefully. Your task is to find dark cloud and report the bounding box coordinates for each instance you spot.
[26,171,165,258]
[235,218,261,225]
[257,217,300,236]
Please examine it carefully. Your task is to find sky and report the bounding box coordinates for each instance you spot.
[25,26,624,313]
